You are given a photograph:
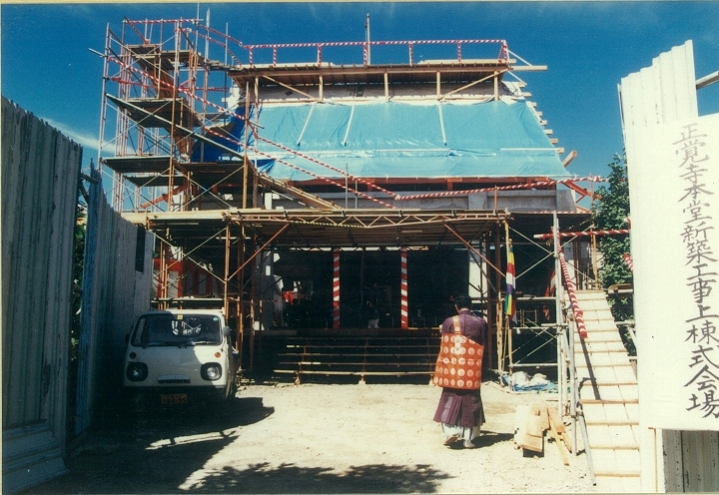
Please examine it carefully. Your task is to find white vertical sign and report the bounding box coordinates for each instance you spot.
[632,113,719,430]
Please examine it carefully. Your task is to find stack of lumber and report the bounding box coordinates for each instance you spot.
[514,402,572,465]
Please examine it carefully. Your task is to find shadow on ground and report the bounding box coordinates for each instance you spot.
[30,396,275,494]
[442,430,514,450]
[183,462,452,493]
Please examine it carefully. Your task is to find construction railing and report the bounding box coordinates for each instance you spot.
[559,252,587,339]
[242,39,510,67]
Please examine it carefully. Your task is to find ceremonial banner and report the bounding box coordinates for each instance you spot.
[505,243,517,325]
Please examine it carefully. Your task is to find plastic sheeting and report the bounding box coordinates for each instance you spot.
[193,100,570,181]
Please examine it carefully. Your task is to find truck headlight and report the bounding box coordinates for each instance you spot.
[126,362,148,382]
[201,363,222,381]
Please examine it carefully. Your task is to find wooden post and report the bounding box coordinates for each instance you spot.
[223,224,231,321]
[494,225,503,374]
[482,239,494,371]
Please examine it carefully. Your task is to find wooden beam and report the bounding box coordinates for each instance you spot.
[514,404,546,453]
[580,398,639,405]
[549,421,570,465]
[494,71,499,101]
[512,65,548,72]
[589,444,640,450]
[592,470,641,478]
[262,75,319,102]
[562,150,577,168]
[547,406,573,453]
[585,420,639,426]
[547,406,565,433]
[439,70,507,101]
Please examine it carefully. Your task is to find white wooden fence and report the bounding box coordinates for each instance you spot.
[1,96,154,493]
[1,97,80,492]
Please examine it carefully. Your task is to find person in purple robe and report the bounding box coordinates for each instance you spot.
[432,294,487,448]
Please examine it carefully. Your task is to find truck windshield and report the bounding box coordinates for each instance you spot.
[131,313,222,347]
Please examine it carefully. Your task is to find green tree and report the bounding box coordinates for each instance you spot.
[591,153,634,353]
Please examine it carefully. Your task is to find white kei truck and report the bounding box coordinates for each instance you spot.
[123,309,240,405]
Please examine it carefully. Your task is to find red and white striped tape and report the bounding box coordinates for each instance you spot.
[253,134,397,200]
[242,39,509,67]
[559,252,587,339]
[106,54,398,208]
[533,228,630,240]
[400,248,408,329]
[623,253,633,272]
[395,176,607,201]
[333,249,340,329]
[242,39,507,50]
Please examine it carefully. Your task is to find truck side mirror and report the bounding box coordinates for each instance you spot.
[222,326,231,337]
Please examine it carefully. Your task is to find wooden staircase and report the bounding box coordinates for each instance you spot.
[573,290,640,492]
[272,330,440,384]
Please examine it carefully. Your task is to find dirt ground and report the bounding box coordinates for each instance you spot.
[33,380,597,494]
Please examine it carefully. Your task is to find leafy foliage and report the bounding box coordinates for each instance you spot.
[71,210,86,362]
[591,153,635,353]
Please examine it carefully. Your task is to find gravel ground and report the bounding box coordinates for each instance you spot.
[33,380,597,494]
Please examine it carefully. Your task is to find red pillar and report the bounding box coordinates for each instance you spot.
[333,249,340,329]
[400,248,408,329]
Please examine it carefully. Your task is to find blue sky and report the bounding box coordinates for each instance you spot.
[2,1,718,181]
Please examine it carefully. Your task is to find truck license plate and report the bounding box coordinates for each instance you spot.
[160,393,188,404]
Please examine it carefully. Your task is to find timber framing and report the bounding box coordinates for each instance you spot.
[122,208,511,249]
[98,18,589,379]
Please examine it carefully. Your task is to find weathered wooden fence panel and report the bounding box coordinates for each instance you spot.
[74,167,154,435]
[1,97,80,492]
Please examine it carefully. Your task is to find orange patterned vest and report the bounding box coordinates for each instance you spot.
[432,315,484,390]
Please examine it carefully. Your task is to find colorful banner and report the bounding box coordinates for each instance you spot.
[505,242,517,325]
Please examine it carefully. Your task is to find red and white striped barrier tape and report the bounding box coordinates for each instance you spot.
[242,39,509,66]
[559,252,587,339]
[394,176,607,201]
[106,53,397,208]
[253,135,397,198]
[533,228,630,240]
[623,253,634,272]
[242,39,507,50]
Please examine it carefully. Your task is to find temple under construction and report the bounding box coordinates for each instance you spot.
[89,15,648,490]
[98,16,602,381]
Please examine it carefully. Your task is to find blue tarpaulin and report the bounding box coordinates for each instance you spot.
[192,100,570,181]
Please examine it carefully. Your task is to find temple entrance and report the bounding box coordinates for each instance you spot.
[273,251,333,329]
[406,248,470,328]
[339,250,400,329]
